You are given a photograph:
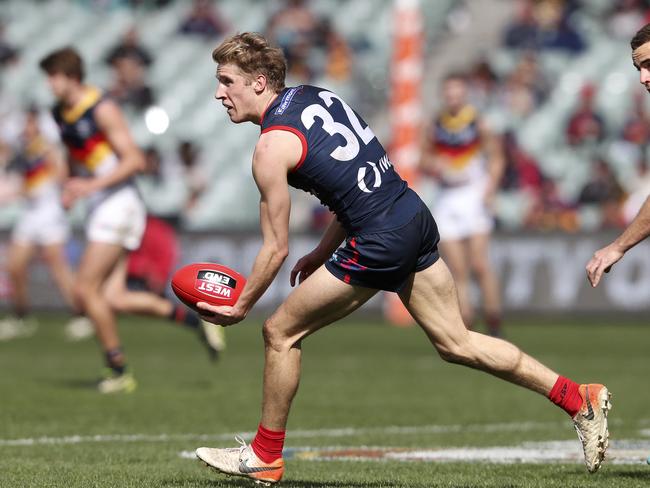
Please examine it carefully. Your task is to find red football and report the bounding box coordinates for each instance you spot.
[171,262,246,311]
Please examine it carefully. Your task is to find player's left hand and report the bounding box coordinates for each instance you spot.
[64,177,99,204]
[585,243,624,287]
[196,302,247,326]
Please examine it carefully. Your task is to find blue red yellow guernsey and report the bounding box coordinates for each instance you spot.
[52,86,114,174]
[10,136,56,196]
[431,105,483,172]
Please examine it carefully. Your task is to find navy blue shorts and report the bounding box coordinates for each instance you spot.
[325,201,440,292]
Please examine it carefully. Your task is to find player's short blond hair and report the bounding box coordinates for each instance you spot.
[212,32,286,93]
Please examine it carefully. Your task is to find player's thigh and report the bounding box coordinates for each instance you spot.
[467,232,493,273]
[77,242,125,291]
[439,239,469,280]
[7,241,35,275]
[398,259,469,348]
[267,265,377,344]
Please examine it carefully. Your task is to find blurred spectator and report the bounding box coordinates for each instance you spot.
[577,160,624,228]
[0,22,19,68]
[467,59,499,110]
[266,0,352,84]
[178,0,229,40]
[566,83,605,146]
[525,178,578,232]
[267,0,319,55]
[501,131,543,195]
[319,19,352,82]
[136,146,187,224]
[607,0,646,40]
[578,160,623,205]
[105,27,152,68]
[503,0,585,54]
[177,140,209,212]
[108,55,155,110]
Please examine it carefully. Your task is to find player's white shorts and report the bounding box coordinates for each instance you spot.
[11,202,70,246]
[86,186,145,251]
[432,177,494,241]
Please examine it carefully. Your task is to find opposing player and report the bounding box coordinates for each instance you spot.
[39,48,222,393]
[0,108,88,340]
[420,74,504,336]
[586,24,650,287]
[195,33,610,483]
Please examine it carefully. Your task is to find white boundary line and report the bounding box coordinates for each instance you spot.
[0,420,566,447]
[179,439,650,465]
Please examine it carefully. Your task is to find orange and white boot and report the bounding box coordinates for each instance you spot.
[196,436,284,485]
[572,384,612,473]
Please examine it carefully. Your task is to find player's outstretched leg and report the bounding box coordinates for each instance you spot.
[196,266,377,484]
[102,258,226,360]
[399,258,611,473]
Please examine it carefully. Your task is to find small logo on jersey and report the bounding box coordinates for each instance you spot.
[76,119,92,138]
[275,87,301,115]
[357,161,382,193]
[194,270,236,299]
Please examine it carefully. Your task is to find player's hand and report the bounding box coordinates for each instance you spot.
[196,302,247,326]
[290,249,326,286]
[585,243,624,288]
[63,177,98,206]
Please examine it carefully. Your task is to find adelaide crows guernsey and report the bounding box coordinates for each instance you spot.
[261,85,419,234]
[52,86,136,207]
[429,104,486,186]
[9,135,60,207]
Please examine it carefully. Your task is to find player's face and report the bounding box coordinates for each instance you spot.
[215,64,256,123]
[45,72,72,100]
[633,42,650,93]
[442,79,467,111]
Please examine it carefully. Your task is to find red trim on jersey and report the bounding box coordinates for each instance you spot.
[259,93,280,126]
[261,126,308,171]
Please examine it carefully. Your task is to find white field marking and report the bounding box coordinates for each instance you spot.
[0,420,567,447]
[180,439,650,465]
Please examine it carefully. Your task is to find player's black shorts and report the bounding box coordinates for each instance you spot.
[325,199,440,292]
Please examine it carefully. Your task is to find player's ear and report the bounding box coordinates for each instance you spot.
[253,74,267,94]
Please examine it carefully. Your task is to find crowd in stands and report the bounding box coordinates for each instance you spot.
[458,0,650,232]
[1,0,650,234]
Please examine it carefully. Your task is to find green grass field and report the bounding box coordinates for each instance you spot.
[1,312,649,487]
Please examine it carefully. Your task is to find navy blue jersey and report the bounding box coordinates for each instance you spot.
[261,85,420,234]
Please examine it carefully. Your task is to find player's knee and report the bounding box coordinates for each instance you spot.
[436,338,475,365]
[262,318,293,353]
[73,279,98,307]
[104,291,126,312]
[470,259,490,278]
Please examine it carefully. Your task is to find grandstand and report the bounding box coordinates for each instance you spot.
[0,0,647,233]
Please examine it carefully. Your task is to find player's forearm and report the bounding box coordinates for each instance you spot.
[613,196,650,252]
[92,152,144,191]
[315,218,346,258]
[236,242,288,313]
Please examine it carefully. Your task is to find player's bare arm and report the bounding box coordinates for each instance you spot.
[198,130,299,325]
[478,119,505,207]
[586,195,650,287]
[290,217,346,286]
[63,99,144,205]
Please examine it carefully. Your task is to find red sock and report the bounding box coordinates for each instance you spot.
[548,376,582,417]
[251,424,285,463]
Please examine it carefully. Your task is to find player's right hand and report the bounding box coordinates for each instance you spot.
[585,243,624,287]
[290,249,326,286]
